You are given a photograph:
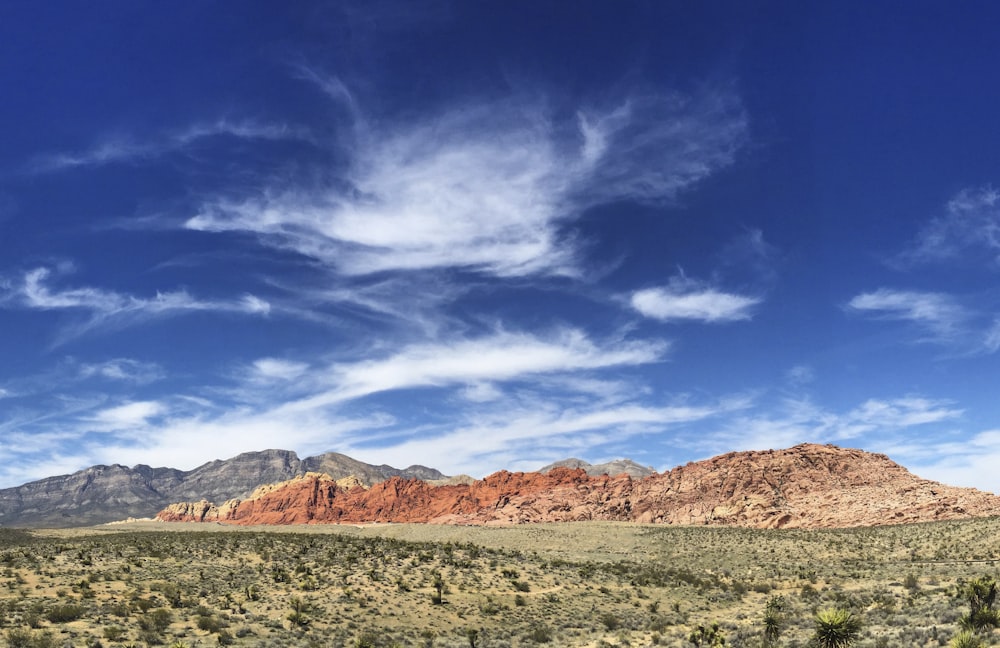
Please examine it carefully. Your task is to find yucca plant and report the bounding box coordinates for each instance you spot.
[950,630,984,648]
[812,608,861,648]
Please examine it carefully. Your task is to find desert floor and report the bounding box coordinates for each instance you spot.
[2,517,999,647]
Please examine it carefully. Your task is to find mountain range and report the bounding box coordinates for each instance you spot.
[157,444,1000,529]
[7,444,1000,529]
[0,449,444,527]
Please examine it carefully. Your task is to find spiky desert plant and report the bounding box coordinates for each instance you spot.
[950,630,984,648]
[812,608,861,648]
[762,595,785,647]
[959,576,1000,632]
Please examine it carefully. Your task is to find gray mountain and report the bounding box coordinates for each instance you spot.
[0,449,445,528]
[539,458,656,479]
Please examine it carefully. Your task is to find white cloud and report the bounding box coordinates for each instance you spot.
[282,328,668,411]
[78,358,164,384]
[27,119,315,173]
[899,185,1000,265]
[342,399,739,478]
[252,358,309,381]
[885,430,1000,494]
[460,382,504,403]
[185,85,748,280]
[90,401,164,431]
[712,396,963,456]
[786,365,815,386]
[983,319,1000,353]
[846,288,966,339]
[1,267,270,341]
[630,277,761,323]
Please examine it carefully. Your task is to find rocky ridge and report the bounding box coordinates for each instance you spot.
[156,444,1000,529]
[0,450,443,527]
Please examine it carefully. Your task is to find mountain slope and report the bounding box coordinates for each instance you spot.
[0,450,444,527]
[157,444,1000,529]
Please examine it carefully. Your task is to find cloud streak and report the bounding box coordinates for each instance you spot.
[26,119,315,173]
[0,267,270,342]
[846,288,967,340]
[281,328,668,411]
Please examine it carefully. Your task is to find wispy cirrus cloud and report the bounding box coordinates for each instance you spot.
[279,328,668,411]
[185,81,749,279]
[896,185,1000,266]
[0,267,270,342]
[846,288,967,340]
[26,119,315,174]
[77,358,164,384]
[711,395,963,458]
[630,276,761,323]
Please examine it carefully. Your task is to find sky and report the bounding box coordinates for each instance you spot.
[3,2,1000,493]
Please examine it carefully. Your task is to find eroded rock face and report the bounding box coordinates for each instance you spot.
[156,444,1000,529]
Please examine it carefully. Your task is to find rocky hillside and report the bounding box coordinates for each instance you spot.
[0,450,444,527]
[157,444,1000,529]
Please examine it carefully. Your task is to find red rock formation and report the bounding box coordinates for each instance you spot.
[156,444,1000,529]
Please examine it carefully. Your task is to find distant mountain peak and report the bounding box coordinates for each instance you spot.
[0,449,445,528]
[539,457,656,479]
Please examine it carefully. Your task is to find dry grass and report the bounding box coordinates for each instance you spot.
[1,517,999,647]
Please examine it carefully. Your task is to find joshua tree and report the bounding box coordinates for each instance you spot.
[959,576,1000,633]
[812,608,861,648]
[762,595,785,647]
[431,571,446,605]
[287,596,310,627]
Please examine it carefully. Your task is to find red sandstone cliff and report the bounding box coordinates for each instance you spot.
[156,444,1000,529]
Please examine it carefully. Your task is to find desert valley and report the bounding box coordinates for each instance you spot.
[0,444,999,647]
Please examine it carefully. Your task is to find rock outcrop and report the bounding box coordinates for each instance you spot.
[156,444,1000,529]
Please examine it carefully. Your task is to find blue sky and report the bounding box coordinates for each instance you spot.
[3,2,1000,493]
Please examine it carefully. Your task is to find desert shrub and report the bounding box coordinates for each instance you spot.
[5,628,34,648]
[196,615,224,633]
[139,607,173,633]
[45,603,84,623]
[102,626,125,642]
[688,623,726,646]
[354,630,378,647]
[527,622,552,643]
[599,612,621,631]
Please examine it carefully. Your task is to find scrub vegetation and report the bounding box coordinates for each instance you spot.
[1,519,1000,647]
